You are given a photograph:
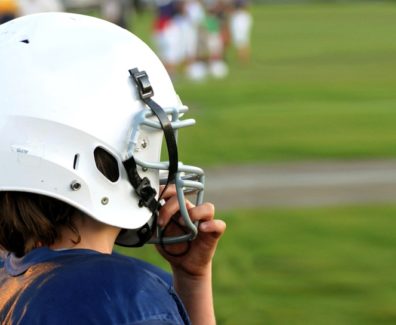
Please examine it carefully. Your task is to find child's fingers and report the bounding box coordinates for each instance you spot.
[199,219,226,239]
[159,184,177,199]
[158,195,178,227]
[187,202,215,223]
[158,196,194,227]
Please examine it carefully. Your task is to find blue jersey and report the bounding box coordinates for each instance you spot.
[0,248,191,325]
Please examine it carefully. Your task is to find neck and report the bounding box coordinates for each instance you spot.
[50,214,120,254]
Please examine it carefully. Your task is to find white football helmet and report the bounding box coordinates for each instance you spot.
[0,13,204,247]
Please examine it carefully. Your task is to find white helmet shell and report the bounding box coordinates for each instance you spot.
[0,13,204,246]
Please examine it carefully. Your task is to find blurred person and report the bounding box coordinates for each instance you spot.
[229,0,252,63]
[152,0,180,75]
[0,12,226,324]
[101,0,130,28]
[203,5,228,78]
[171,0,192,70]
[183,0,206,79]
[213,0,231,60]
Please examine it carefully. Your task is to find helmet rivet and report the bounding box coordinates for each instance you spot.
[141,139,148,149]
[142,167,148,172]
[70,180,81,191]
[101,197,109,205]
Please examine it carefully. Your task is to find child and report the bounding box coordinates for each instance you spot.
[229,0,253,63]
[0,12,226,324]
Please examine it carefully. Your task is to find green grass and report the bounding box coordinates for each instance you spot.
[131,3,396,166]
[119,205,396,324]
[213,206,396,325]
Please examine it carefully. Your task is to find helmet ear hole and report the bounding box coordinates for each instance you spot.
[94,147,120,182]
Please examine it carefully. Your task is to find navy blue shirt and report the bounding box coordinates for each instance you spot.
[0,248,191,324]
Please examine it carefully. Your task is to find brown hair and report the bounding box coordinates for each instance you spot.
[0,192,78,257]
[0,147,120,257]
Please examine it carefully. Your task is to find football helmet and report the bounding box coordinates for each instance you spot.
[0,13,204,246]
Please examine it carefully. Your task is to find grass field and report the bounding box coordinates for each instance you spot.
[214,206,396,325]
[132,2,396,166]
[120,205,396,325]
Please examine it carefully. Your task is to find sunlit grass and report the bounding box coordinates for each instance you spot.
[131,3,396,166]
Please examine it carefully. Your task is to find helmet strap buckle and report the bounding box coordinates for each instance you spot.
[129,68,154,100]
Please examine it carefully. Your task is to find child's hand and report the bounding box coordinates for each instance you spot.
[155,185,226,278]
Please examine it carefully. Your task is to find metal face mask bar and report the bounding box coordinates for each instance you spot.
[122,68,205,246]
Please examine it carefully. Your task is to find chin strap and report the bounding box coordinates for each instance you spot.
[121,68,179,247]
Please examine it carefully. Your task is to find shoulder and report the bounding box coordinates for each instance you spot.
[32,250,173,297]
[14,250,189,324]
[53,251,174,290]
[113,252,173,284]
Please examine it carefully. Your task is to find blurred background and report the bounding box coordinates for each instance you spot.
[2,0,396,323]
